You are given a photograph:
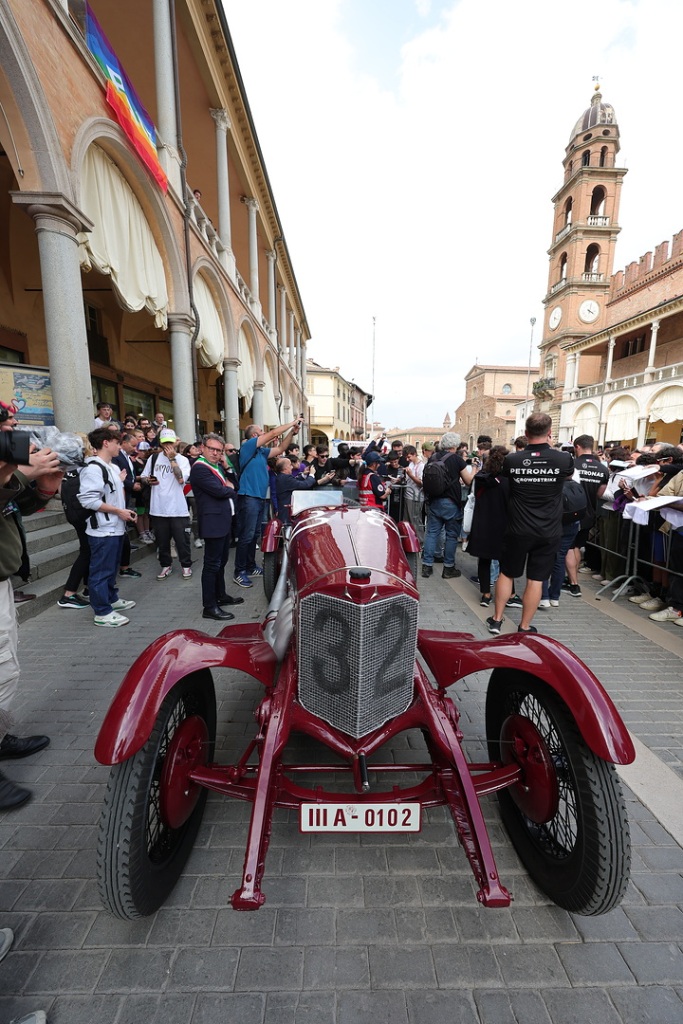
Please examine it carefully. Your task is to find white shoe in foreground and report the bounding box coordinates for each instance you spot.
[94,611,129,627]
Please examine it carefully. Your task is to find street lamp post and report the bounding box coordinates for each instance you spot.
[525,317,536,408]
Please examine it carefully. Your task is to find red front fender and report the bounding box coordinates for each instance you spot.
[417,630,635,766]
[94,625,278,765]
[397,520,420,553]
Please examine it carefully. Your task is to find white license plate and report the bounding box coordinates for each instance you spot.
[300,802,421,833]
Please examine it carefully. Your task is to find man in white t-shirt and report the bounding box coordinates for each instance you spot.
[403,445,425,543]
[141,428,192,581]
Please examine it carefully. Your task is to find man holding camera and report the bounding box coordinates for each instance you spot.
[0,400,62,809]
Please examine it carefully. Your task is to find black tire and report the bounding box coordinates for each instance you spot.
[263,549,280,602]
[406,552,418,582]
[486,670,630,916]
[97,671,216,919]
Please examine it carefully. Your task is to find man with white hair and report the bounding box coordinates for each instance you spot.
[421,432,474,579]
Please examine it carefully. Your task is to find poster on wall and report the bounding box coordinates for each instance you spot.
[0,364,54,426]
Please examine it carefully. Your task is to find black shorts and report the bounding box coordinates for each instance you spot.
[575,527,590,549]
[499,531,562,582]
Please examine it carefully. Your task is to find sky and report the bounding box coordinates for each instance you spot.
[221,0,683,431]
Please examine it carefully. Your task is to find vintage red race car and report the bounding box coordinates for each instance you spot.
[95,491,634,919]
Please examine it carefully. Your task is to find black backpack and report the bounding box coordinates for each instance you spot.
[562,479,588,524]
[422,453,451,499]
[60,464,112,529]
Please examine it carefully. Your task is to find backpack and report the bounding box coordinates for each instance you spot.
[422,453,451,499]
[60,464,112,529]
[562,479,588,524]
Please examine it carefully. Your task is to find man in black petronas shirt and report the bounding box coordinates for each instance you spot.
[487,413,573,635]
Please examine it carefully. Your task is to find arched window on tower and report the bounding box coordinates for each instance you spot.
[590,187,605,216]
[582,150,591,167]
[599,146,608,167]
[559,252,568,282]
[583,243,601,280]
[564,197,573,226]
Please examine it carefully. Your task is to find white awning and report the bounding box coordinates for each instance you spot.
[573,402,599,439]
[262,360,280,426]
[606,396,639,441]
[78,145,168,328]
[648,386,683,424]
[193,275,225,372]
[237,328,254,408]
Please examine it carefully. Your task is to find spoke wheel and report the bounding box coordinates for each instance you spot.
[97,671,216,919]
[486,670,630,916]
[263,549,280,602]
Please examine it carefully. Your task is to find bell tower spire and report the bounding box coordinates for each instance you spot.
[539,84,627,428]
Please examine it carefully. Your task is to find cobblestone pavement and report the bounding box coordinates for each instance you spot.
[1,548,682,1024]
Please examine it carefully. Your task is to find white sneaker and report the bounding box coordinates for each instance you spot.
[157,566,173,580]
[0,927,13,962]
[641,597,666,612]
[578,565,593,574]
[111,599,136,611]
[10,1014,48,1024]
[550,599,560,607]
[141,532,155,545]
[538,599,551,609]
[194,538,204,548]
[94,611,129,627]
[182,567,192,579]
[649,605,682,621]
[628,593,652,605]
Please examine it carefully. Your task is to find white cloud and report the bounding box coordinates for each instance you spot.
[221,0,683,430]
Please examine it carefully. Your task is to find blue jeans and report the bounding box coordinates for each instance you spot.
[423,498,463,567]
[235,495,266,575]
[87,534,124,615]
[542,521,580,601]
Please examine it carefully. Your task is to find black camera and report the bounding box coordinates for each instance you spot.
[0,431,31,465]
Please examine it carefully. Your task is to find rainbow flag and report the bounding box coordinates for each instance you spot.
[85,4,167,192]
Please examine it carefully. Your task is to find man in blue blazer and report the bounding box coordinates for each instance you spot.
[189,433,245,621]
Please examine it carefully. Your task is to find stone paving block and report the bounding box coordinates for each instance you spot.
[618,940,683,984]
[405,990,480,1024]
[4,825,62,851]
[96,948,174,992]
[631,871,683,903]
[542,987,648,1024]
[624,906,683,941]
[207,907,274,948]
[638,844,683,871]
[146,908,219,947]
[115,993,196,1024]
[194,993,265,1024]
[336,990,408,1024]
[336,908,397,945]
[265,991,335,1024]
[274,907,336,946]
[12,878,84,913]
[507,906,578,943]
[234,946,304,992]
[83,911,153,948]
[6,849,74,880]
[394,907,459,944]
[306,875,364,908]
[571,907,641,942]
[0,879,28,912]
[48,994,122,1024]
[419,875,483,905]
[24,949,107,993]
[0,950,43,995]
[494,944,569,988]
[617,985,683,1024]
[335,846,388,874]
[167,947,239,991]
[368,945,436,988]
[432,943,502,988]
[362,875,421,908]
[474,989,553,1024]
[453,906,520,943]
[555,941,635,984]
[385,846,441,874]
[281,846,336,876]
[255,873,307,907]
[21,911,95,949]
[303,946,370,989]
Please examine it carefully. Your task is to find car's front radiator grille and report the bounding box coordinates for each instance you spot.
[297,592,418,739]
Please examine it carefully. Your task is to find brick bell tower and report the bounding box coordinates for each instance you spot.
[539,85,627,432]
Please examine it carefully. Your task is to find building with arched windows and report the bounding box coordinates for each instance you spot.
[540,86,683,447]
[0,0,307,442]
